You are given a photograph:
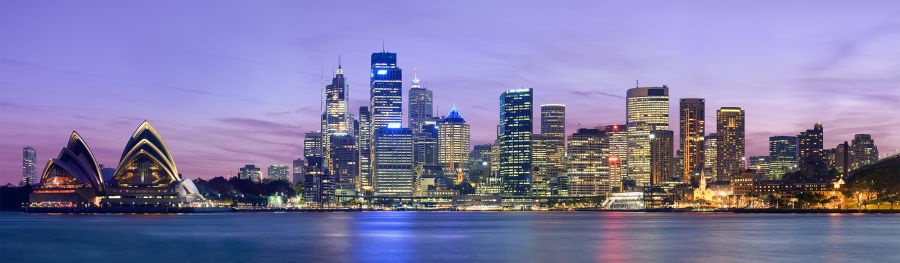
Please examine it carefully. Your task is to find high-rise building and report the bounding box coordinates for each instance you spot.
[369,51,403,130]
[679,98,705,185]
[850,134,878,171]
[437,106,470,184]
[303,157,331,204]
[703,134,718,182]
[373,126,414,197]
[292,158,305,184]
[322,64,353,170]
[329,134,359,193]
[357,107,373,192]
[567,128,608,196]
[649,130,674,185]
[468,144,494,187]
[767,136,798,180]
[21,146,37,186]
[303,132,323,160]
[414,124,439,169]
[239,164,262,183]
[716,107,745,182]
[626,86,669,189]
[499,88,533,196]
[540,104,566,196]
[408,71,433,133]
[268,164,290,182]
[531,134,550,196]
[798,122,826,178]
[605,125,628,193]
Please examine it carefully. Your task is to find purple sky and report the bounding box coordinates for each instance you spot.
[1,1,899,184]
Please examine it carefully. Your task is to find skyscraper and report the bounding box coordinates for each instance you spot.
[703,134,718,182]
[437,106,470,184]
[540,104,566,196]
[798,122,826,178]
[408,71,433,133]
[357,107,373,192]
[716,107,745,181]
[649,130,674,185]
[413,123,439,169]
[567,128,608,196]
[292,158,305,184]
[268,164,290,182]
[468,144,494,188]
[499,88,533,196]
[679,98,705,185]
[330,133,359,193]
[767,136,798,180]
[303,157,330,204]
[748,156,769,179]
[850,134,878,171]
[829,142,850,178]
[369,51,403,130]
[531,134,550,196]
[605,124,628,193]
[626,86,669,189]
[322,64,353,171]
[21,146,37,186]
[373,126,414,197]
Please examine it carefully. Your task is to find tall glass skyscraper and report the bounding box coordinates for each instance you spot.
[626,86,669,189]
[21,146,37,186]
[408,72,433,133]
[604,125,627,193]
[798,122,825,177]
[767,136,798,180]
[703,133,718,182]
[357,107,373,192]
[499,88,533,196]
[649,130,674,185]
[566,128,608,196]
[679,98,705,185]
[370,51,403,130]
[322,64,353,173]
[303,131,323,160]
[716,107,745,181]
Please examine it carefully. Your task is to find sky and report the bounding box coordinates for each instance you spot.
[1,0,899,184]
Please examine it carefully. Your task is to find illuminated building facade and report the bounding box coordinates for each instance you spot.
[438,106,470,184]
[531,134,550,196]
[303,132,323,160]
[605,124,627,193]
[850,134,878,171]
[499,88,533,196]
[357,107,373,192]
[716,107,745,182]
[239,165,262,182]
[329,133,359,193]
[468,144,494,186]
[679,98,705,185]
[748,156,769,179]
[540,104,566,196]
[767,136,798,180]
[408,72,433,133]
[29,132,104,206]
[292,158,304,184]
[373,127,414,197]
[414,124,439,169]
[303,157,330,204]
[626,86,669,189]
[21,146,37,186]
[322,64,353,171]
[649,130,674,185]
[566,128,608,196]
[104,121,202,206]
[827,142,850,178]
[268,164,290,182]
[703,133,718,182]
[369,51,403,130]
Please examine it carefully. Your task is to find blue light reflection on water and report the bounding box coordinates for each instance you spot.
[1,212,899,262]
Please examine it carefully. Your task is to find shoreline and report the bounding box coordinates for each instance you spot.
[13,207,900,214]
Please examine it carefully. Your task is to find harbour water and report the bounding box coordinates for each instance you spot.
[2,212,898,262]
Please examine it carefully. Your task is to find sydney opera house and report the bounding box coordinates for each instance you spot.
[29,121,205,211]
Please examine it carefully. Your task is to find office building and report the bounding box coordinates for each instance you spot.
[268,164,290,182]
[626,86,669,188]
[322,64,353,171]
[408,71,433,133]
[373,127,414,197]
[239,165,262,183]
[21,146,37,186]
[292,158,304,184]
[716,107,745,181]
[468,144,494,186]
[798,122,826,177]
[303,132,323,160]
[649,130,674,185]
[438,106,470,184]
[679,98,705,185]
[605,124,628,193]
[567,128,608,196]
[703,134,718,182]
[748,156,769,179]
[850,134,879,171]
[357,107,373,192]
[540,104,567,196]
[369,51,403,130]
[499,88,533,196]
[329,133,359,192]
[767,136,798,180]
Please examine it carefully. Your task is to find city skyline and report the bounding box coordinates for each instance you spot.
[2,1,900,184]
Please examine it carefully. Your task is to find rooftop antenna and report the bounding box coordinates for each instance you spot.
[382,40,385,52]
[636,80,639,87]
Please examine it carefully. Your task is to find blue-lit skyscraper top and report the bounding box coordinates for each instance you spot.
[370,51,403,130]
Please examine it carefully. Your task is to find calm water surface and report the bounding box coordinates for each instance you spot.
[2,212,898,262]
